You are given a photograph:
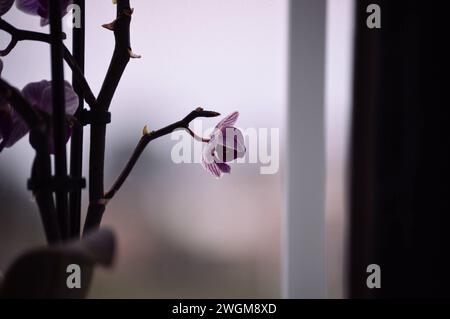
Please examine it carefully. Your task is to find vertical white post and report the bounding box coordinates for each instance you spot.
[284,0,327,298]
[325,0,355,299]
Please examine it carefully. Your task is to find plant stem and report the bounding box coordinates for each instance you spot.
[0,18,96,108]
[49,0,70,240]
[69,0,86,239]
[0,79,60,243]
[31,131,61,244]
[84,0,132,234]
[63,46,96,108]
[104,109,220,201]
[0,18,53,56]
[185,127,211,143]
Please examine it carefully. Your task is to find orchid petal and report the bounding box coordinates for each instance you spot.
[216,127,246,153]
[0,60,6,111]
[22,80,51,108]
[216,162,231,174]
[0,106,12,151]
[16,0,41,15]
[36,86,53,114]
[233,129,246,158]
[39,0,72,24]
[0,0,14,16]
[202,136,217,165]
[23,80,79,116]
[4,112,28,148]
[63,81,80,115]
[215,127,246,162]
[39,81,79,116]
[0,79,29,150]
[2,77,30,150]
[201,137,222,178]
[200,112,246,178]
[215,111,239,130]
[13,80,79,152]
[201,137,231,178]
[35,81,78,153]
[0,58,11,150]
[16,0,73,25]
[202,161,224,179]
[39,17,49,26]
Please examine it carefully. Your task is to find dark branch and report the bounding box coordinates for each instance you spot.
[96,1,132,112]
[69,0,86,239]
[84,0,133,234]
[0,78,60,243]
[30,130,61,244]
[0,78,40,127]
[63,46,96,107]
[0,18,96,108]
[103,108,220,200]
[0,18,54,56]
[49,0,70,240]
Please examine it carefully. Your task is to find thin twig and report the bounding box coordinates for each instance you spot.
[0,17,96,108]
[103,109,220,201]
[63,46,96,107]
[0,18,53,56]
[185,127,211,143]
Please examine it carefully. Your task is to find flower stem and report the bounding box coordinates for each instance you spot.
[31,131,61,244]
[185,127,211,143]
[49,0,70,240]
[84,0,132,234]
[0,18,96,108]
[103,109,220,201]
[0,18,53,56]
[69,0,86,239]
[0,79,60,244]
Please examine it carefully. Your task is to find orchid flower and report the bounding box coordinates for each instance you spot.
[0,0,73,26]
[0,58,13,152]
[200,112,246,178]
[0,78,79,153]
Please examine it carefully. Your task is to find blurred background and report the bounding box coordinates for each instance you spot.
[0,0,287,298]
[0,0,355,298]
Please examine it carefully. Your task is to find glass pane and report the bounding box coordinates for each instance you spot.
[0,0,287,298]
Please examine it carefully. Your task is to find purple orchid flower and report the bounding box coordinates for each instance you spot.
[0,58,13,152]
[201,112,246,178]
[0,0,73,26]
[0,79,79,153]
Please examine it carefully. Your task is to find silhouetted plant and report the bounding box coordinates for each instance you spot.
[0,0,245,298]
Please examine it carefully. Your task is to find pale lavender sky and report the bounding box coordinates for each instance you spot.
[1,0,289,298]
[1,0,288,173]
